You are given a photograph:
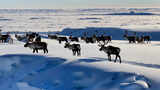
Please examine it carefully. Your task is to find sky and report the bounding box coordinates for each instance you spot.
[0,0,159,9]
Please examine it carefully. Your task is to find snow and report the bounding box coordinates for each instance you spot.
[0,8,160,90]
[0,8,160,32]
[0,37,159,90]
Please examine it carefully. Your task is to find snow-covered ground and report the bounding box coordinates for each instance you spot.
[0,8,160,90]
[0,8,160,32]
[0,35,160,90]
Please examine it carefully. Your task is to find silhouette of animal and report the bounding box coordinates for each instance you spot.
[98,43,121,63]
[57,37,68,44]
[69,36,79,42]
[96,36,112,43]
[0,35,10,43]
[15,34,27,41]
[48,34,58,39]
[85,37,95,43]
[64,42,81,56]
[80,36,95,43]
[26,33,38,42]
[104,36,112,42]
[136,36,144,43]
[35,36,41,42]
[142,36,151,43]
[123,35,136,43]
[24,42,48,53]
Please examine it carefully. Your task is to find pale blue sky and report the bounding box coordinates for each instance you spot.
[0,0,159,9]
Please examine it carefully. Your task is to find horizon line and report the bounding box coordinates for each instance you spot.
[0,7,160,10]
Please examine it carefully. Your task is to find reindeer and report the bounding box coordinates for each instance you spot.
[123,35,136,43]
[48,34,58,39]
[64,42,81,56]
[24,42,48,53]
[142,35,151,44]
[96,35,112,43]
[7,36,13,44]
[98,42,121,63]
[136,36,144,44]
[57,37,68,44]
[69,36,79,42]
[0,35,10,43]
[15,34,27,41]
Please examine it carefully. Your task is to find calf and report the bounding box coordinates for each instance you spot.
[99,44,121,63]
[24,42,48,53]
[64,42,81,56]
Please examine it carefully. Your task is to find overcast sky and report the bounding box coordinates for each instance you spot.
[0,0,159,9]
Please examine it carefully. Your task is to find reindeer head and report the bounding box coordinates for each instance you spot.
[98,41,108,51]
[99,45,105,51]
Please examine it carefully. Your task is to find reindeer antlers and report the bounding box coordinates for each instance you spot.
[98,41,109,47]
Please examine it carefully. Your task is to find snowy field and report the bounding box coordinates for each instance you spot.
[0,8,160,32]
[0,8,160,90]
[1,36,160,90]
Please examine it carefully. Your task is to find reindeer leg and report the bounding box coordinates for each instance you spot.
[118,55,122,63]
[78,50,81,56]
[33,49,35,53]
[74,51,76,56]
[114,55,118,63]
[108,54,111,61]
[36,49,38,53]
[46,48,48,53]
[110,56,112,61]
[43,49,46,53]
[72,50,75,56]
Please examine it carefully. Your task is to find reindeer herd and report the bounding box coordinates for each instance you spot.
[0,30,152,64]
[124,31,151,44]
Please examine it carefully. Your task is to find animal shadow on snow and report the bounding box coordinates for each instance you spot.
[86,57,160,69]
[72,57,119,64]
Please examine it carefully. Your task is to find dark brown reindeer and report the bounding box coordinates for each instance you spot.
[64,42,81,56]
[24,42,48,53]
[136,36,144,43]
[57,37,68,44]
[98,42,121,63]
[0,35,10,43]
[123,30,136,43]
[48,34,58,39]
[142,35,151,44]
[96,35,112,43]
[69,35,79,42]
[123,34,136,43]
[15,34,27,41]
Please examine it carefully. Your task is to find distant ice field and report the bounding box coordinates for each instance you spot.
[0,8,160,32]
